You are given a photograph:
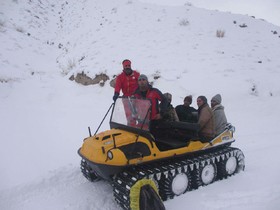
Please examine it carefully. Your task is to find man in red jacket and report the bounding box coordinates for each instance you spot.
[113,59,140,101]
[133,74,168,120]
[133,74,168,137]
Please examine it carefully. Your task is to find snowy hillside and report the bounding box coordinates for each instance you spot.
[1,0,280,209]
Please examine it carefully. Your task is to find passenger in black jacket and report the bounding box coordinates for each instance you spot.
[175,95,198,123]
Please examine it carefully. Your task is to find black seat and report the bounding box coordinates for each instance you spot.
[150,120,199,150]
[154,137,189,149]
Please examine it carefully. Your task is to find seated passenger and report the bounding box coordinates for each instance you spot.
[162,93,179,122]
[211,94,228,135]
[197,96,215,142]
[155,93,199,142]
[132,74,168,136]
[175,95,198,123]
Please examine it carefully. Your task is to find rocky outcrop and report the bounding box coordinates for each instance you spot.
[69,72,109,86]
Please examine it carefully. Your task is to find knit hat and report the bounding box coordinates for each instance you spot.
[211,94,222,104]
[122,59,131,67]
[184,95,192,104]
[164,92,172,102]
[138,74,148,81]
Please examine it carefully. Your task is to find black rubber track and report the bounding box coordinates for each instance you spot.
[80,159,100,182]
[112,147,245,210]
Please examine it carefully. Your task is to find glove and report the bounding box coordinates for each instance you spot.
[113,92,119,102]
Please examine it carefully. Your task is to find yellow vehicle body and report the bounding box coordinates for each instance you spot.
[79,128,234,167]
[78,98,244,210]
[78,98,236,180]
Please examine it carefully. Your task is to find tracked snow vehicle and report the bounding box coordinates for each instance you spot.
[78,97,245,210]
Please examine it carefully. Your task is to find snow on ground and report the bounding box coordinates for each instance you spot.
[139,0,280,27]
[1,0,280,209]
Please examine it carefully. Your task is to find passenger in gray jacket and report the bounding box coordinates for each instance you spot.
[211,94,227,135]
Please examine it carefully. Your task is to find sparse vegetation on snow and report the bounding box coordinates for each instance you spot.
[1,0,280,210]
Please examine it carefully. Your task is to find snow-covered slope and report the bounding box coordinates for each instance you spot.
[140,0,280,27]
[1,0,280,209]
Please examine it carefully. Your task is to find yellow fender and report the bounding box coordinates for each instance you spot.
[130,178,160,210]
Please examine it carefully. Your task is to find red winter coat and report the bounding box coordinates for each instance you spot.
[133,86,168,120]
[114,70,140,97]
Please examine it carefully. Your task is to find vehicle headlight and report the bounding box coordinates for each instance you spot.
[107,151,113,160]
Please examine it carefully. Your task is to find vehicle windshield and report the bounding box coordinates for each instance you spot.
[110,97,151,131]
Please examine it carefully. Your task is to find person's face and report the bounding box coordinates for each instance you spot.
[211,100,218,108]
[168,96,172,103]
[123,66,132,74]
[123,62,132,75]
[184,100,190,106]
[197,98,204,107]
[123,63,131,69]
[138,78,148,89]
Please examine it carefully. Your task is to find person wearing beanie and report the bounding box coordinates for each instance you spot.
[133,74,168,121]
[162,93,179,122]
[211,94,222,104]
[113,59,140,101]
[138,74,148,81]
[175,95,198,123]
[133,75,170,138]
[211,94,227,135]
[197,96,215,142]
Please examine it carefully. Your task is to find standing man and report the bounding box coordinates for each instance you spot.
[197,96,215,142]
[133,74,168,120]
[175,95,198,123]
[113,59,140,101]
[211,94,227,135]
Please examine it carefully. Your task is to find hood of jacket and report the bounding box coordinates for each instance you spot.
[212,104,224,111]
